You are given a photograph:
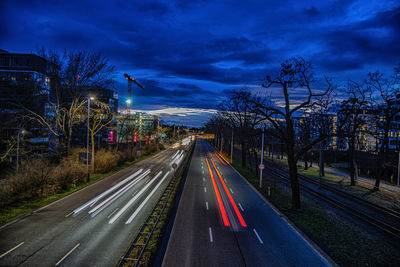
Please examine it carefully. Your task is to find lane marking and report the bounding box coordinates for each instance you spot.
[0,242,24,259]
[132,190,138,197]
[107,208,119,219]
[203,177,205,182]
[209,227,213,243]
[204,187,207,193]
[206,158,230,226]
[55,243,80,266]
[65,211,74,218]
[109,171,162,224]
[206,202,209,210]
[125,171,170,224]
[238,203,244,212]
[73,169,144,214]
[253,229,264,244]
[229,188,234,194]
[210,159,246,227]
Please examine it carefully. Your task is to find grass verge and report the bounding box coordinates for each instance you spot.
[224,152,400,267]
[0,150,162,226]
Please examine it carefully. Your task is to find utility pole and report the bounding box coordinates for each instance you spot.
[260,128,264,188]
[157,117,160,151]
[86,97,91,182]
[319,142,322,189]
[231,126,233,163]
[16,129,23,172]
[397,151,400,186]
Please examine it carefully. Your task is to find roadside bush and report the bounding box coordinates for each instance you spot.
[117,148,136,163]
[52,157,86,191]
[95,149,120,173]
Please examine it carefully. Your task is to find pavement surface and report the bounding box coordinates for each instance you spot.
[0,147,186,266]
[162,138,333,267]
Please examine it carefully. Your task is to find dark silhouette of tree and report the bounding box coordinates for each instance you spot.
[218,89,263,168]
[251,57,335,210]
[368,65,400,190]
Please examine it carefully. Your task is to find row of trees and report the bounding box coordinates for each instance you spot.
[205,57,400,210]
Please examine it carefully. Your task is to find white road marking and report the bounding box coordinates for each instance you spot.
[203,177,205,182]
[65,211,74,218]
[224,179,227,183]
[229,188,234,194]
[253,229,264,244]
[125,171,170,224]
[107,208,119,219]
[238,203,244,212]
[0,242,24,259]
[55,243,80,266]
[132,190,138,196]
[202,170,204,174]
[109,171,163,224]
[209,227,213,243]
[206,202,209,210]
[204,187,207,193]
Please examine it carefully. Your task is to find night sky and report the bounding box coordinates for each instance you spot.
[1,0,399,127]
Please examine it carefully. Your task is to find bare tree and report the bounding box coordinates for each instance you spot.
[88,100,115,173]
[24,48,116,156]
[368,65,400,190]
[218,89,263,168]
[339,81,372,185]
[251,57,335,210]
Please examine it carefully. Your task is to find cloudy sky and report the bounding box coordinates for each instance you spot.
[1,0,399,127]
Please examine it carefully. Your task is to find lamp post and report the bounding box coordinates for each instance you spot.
[86,96,94,182]
[231,126,233,163]
[260,128,264,188]
[16,129,24,172]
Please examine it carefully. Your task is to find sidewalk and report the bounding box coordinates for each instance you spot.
[323,166,400,194]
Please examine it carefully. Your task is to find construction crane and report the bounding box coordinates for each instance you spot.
[123,73,144,111]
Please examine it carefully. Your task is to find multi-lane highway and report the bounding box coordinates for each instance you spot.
[162,138,334,267]
[0,146,187,266]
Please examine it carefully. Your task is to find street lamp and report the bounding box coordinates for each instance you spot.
[87,96,94,182]
[16,129,24,172]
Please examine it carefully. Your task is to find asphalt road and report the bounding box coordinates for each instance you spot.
[0,146,186,266]
[162,138,334,267]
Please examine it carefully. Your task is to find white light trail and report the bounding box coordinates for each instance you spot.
[89,169,151,216]
[125,171,170,224]
[109,171,163,224]
[73,169,143,214]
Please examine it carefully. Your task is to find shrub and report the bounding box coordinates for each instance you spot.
[52,157,86,191]
[95,149,120,173]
